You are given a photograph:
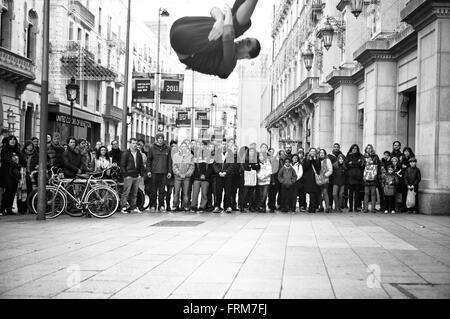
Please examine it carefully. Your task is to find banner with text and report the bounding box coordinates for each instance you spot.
[132,73,184,105]
[176,110,191,127]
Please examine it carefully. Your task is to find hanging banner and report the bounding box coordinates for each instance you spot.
[132,73,155,103]
[176,110,191,127]
[160,74,184,105]
[195,109,210,128]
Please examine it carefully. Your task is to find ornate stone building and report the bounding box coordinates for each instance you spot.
[262,0,450,214]
[1,0,44,142]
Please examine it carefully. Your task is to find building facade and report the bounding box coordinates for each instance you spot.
[262,0,450,214]
[129,19,182,145]
[1,0,44,142]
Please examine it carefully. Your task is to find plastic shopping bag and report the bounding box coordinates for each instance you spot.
[406,187,416,209]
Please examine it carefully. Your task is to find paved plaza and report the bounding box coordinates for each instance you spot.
[0,211,449,299]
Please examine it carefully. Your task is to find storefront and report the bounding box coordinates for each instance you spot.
[48,103,102,145]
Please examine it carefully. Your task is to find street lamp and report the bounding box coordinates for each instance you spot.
[350,0,364,18]
[7,108,16,133]
[154,7,170,138]
[65,77,79,137]
[317,19,334,51]
[302,44,314,72]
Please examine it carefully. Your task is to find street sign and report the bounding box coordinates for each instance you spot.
[176,111,191,127]
[160,74,184,104]
[195,110,210,128]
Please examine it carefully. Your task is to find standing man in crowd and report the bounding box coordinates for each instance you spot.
[147,133,172,212]
[120,138,145,213]
[47,132,65,169]
[212,139,235,213]
[328,143,342,209]
[109,140,122,166]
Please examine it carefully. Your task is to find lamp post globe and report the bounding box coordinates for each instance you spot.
[318,19,334,51]
[302,45,314,72]
[350,0,364,18]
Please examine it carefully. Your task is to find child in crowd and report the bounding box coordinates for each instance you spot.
[277,157,297,213]
[404,158,421,214]
[382,165,399,214]
[332,154,346,213]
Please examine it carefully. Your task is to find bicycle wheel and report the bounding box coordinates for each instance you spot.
[27,189,38,214]
[85,186,119,218]
[31,186,66,219]
[136,188,150,211]
[64,183,86,217]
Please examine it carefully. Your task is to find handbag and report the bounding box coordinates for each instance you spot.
[363,164,377,181]
[244,170,257,186]
[312,164,328,186]
[406,187,416,208]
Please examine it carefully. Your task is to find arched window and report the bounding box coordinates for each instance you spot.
[0,0,13,49]
[26,9,39,61]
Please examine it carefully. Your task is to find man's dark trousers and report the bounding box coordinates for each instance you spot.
[214,176,232,209]
[150,173,167,209]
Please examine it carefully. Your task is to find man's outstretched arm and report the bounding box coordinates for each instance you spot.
[235,0,258,26]
[208,7,225,41]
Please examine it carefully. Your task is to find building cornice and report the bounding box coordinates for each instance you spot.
[326,64,364,89]
[401,0,450,32]
[353,39,395,67]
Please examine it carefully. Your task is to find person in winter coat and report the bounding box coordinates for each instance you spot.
[296,150,307,211]
[345,144,364,212]
[47,132,65,170]
[391,141,403,162]
[268,149,284,212]
[327,143,343,210]
[240,147,260,212]
[257,151,272,212]
[164,141,178,211]
[62,137,86,178]
[172,142,195,211]
[400,147,415,212]
[390,156,403,212]
[363,144,380,213]
[212,139,235,213]
[332,154,346,213]
[318,149,333,213]
[404,157,421,214]
[291,154,303,213]
[19,141,39,214]
[382,165,399,214]
[277,157,297,212]
[191,141,213,212]
[0,135,26,215]
[302,148,321,213]
[147,133,173,211]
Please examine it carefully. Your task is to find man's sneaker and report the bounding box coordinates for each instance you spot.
[191,207,197,212]
[213,207,220,213]
[159,207,166,212]
[391,211,396,214]
[384,210,389,214]
[121,207,130,214]
[226,207,232,214]
[149,207,156,213]
[132,208,142,214]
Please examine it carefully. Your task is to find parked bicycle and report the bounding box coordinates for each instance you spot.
[29,167,119,219]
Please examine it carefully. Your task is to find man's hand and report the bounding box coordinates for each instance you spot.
[208,19,224,41]
[147,172,152,178]
[167,173,172,179]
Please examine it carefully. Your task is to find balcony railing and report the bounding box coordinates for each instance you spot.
[69,0,95,30]
[263,77,319,128]
[103,104,123,122]
[0,46,35,83]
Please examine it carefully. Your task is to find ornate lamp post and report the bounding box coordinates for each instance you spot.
[350,0,364,19]
[65,77,79,137]
[302,43,314,72]
[316,16,346,51]
[7,108,16,133]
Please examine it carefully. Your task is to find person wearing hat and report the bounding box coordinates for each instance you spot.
[404,157,421,214]
[147,133,172,212]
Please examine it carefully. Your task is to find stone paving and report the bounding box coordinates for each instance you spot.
[0,211,450,299]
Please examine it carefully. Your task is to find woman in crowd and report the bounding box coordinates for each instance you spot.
[302,148,321,213]
[257,149,272,213]
[240,147,260,212]
[94,145,112,177]
[363,144,380,213]
[0,136,26,215]
[318,149,333,213]
[345,144,364,212]
[332,154,346,213]
[390,156,404,212]
[400,147,415,212]
[291,154,303,213]
[20,141,39,214]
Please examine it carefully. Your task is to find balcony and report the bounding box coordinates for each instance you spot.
[0,47,35,84]
[69,0,95,31]
[103,104,123,122]
[263,77,319,128]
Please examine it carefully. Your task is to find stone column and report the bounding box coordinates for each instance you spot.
[327,70,361,153]
[402,0,450,214]
[306,96,333,149]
